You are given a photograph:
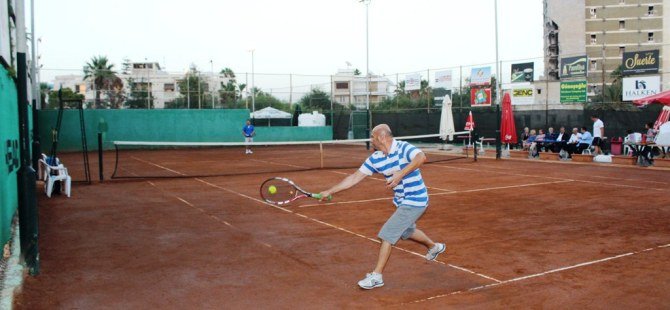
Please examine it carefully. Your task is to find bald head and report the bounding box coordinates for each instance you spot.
[372,124,393,138]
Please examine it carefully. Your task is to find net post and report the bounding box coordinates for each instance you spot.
[320,142,324,168]
[98,133,104,182]
[473,131,479,162]
[112,143,119,179]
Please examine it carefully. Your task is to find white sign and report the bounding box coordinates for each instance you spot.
[405,73,421,91]
[511,85,535,105]
[434,70,452,89]
[469,66,492,86]
[623,76,660,101]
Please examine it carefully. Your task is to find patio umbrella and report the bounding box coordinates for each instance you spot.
[500,92,517,144]
[464,111,475,131]
[654,106,670,130]
[439,95,455,141]
[632,90,670,107]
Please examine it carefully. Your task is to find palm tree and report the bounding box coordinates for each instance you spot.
[83,56,117,109]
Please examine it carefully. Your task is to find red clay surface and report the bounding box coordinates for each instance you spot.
[14,147,670,309]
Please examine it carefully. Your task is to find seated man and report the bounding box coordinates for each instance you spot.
[553,126,570,153]
[543,127,558,152]
[576,127,593,154]
[565,127,581,159]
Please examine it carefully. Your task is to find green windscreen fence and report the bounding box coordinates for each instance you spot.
[0,66,19,245]
[38,109,333,152]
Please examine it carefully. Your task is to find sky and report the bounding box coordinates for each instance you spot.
[35,0,545,88]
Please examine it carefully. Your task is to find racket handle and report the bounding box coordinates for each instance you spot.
[311,193,332,201]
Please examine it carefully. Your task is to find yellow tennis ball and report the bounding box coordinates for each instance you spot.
[268,185,277,194]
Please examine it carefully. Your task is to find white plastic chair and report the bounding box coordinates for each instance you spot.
[43,162,71,198]
[38,154,60,181]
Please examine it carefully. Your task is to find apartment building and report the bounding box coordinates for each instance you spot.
[331,68,392,109]
[586,0,668,93]
[544,0,668,99]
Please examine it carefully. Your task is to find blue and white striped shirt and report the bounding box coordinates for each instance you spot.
[358,139,428,208]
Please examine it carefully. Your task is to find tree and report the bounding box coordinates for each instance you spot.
[298,88,332,111]
[354,69,362,76]
[168,66,213,109]
[47,88,84,109]
[125,77,154,109]
[83,56,119,109]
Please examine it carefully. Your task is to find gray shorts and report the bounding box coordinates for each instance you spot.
[378,205,426,245]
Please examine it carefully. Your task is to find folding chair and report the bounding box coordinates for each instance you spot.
[43,161,71,198]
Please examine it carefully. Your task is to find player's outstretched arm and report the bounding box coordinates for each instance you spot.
[319,170,367,201]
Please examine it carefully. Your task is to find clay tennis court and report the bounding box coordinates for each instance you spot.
[14,145,670,308]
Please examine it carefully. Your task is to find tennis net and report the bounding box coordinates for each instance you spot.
[110,132,476,179]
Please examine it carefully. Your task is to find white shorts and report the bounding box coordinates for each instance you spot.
[245,137,253,143]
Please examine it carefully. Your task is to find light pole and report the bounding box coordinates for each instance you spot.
[494,0,502,159]
[250,49,255,113]
[210,60,215,108]
[360,0,371,144]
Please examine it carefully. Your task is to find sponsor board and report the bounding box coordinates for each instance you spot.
[511,85,534,105]
[469,67,491,86]
[405,73,421,91]
[560,56,587,79]
[434,70,452,89]
[622,50,659,75]
[560,81,587,103]
[470,88,492,107]
[622,76,660,101]
[511,62,534,83]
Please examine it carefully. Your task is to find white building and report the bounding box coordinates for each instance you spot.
[331,68,392,109]
[52,62,230,109]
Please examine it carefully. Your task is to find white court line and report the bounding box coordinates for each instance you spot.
[190,177,501,283]
[298,180,570,208]
[476,163,670,186]
[132,156,186,176]
[430,162,666,191]
[407,242,670,304]
[146,181,235,228]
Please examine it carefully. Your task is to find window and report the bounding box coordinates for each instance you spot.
[648,32,654,42]
[589,8,597,18]
[619,20,625,30]
[619,0,624,4]
[590,60,598,70]
[619,46,625,56]
[75,84,82,93]
[335,82,349,90]
[648,6,654,16]
[537,88,542,95]
[164,83,175,92]
[591,34,597,44]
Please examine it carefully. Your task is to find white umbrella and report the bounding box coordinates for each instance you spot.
[439,95,455,141]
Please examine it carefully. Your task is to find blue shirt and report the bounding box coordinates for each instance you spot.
[243,125,255,137]
[579,131,593,144]
[358,139,428,208]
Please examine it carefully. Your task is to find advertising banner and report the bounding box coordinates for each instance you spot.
[432,88,451,107]
[511,85,534,105]
[511,62,534,83]
[560,56,587,79]
[622,50,659,75]
[622,76,660,101]
[405,73,421,91]
[469,67,491,86]
[560,81,587,103]
[434,70,452,89]
[470,88,492,107]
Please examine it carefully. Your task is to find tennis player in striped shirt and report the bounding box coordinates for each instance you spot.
[319,124,445,290]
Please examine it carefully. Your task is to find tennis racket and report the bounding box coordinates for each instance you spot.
[260,177,332,206]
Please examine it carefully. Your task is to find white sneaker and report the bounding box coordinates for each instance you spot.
[426,243,446,261]
[249,150,253,154]
[358,272,384,289]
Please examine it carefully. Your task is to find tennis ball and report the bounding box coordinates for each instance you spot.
[268,185,277,194]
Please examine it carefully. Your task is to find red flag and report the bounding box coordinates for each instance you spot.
[464,111,475,131]
[500,92,517,144]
